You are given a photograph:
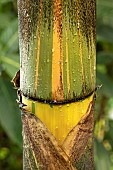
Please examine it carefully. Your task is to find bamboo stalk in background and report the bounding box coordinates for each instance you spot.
[17,0,96,169]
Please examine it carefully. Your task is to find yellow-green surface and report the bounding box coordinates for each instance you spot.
[22,93,94,144]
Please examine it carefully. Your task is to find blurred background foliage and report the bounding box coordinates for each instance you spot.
[0,0,113,169]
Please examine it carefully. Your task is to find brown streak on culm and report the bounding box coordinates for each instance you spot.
[53,0,64,101]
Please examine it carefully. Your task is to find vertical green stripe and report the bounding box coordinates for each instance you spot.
[68,27,83,98]
[32,102,35,114]
[62,20,68,99]
[82,35,92,93]
[37,22,53,99]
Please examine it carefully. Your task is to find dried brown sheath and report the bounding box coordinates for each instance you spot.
[62,101,94,163]
[22,109,76,170]
[11,70,20,88]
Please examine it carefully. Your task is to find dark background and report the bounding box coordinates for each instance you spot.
[0,0,113,169]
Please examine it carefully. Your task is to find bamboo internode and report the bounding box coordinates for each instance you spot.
[17,0,96,169]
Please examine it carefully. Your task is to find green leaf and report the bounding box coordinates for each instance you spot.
[95,139,110,170]
[0,13,11,29]
[97,71,113,97]
[1,54,19,78]
[0,73,22,146]
[97,24,113,43]
[0,0,14,5]
[97,0,113,44]
[97,0,113,20]
[0,19,18,54]
[104,120,113,150]
[97,52,113,65]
